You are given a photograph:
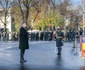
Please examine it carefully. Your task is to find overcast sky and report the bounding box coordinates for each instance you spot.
[71,0,82,5]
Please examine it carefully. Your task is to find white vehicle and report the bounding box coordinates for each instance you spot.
[28,30,40,33]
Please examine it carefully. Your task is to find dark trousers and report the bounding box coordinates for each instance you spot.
[57,47,62,54]
[20,49,25,60]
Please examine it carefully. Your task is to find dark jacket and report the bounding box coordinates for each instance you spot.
[56,31,64,47]
[80,30,83,35]
[71,31,75,41]
[19,27,29,49]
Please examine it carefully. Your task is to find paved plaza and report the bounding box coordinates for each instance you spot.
[0,41,84,70]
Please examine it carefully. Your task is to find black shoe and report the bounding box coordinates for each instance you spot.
[57,53,61,55]
[73,47,75,48]
[23,60,27,62]
[20,60,24,63]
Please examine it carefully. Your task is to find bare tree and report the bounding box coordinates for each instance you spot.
[50,0,72,16]
[30,0,42,23]
[14,0,32,25]
[32,0,50,23]
[0,0,12,32]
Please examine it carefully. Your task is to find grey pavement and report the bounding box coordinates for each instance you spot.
[0,41,84,70]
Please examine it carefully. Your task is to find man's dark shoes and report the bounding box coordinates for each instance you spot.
[20,60,24,63]
[23,60,27,62]
[57,53,61,55]
[20,60,27,63]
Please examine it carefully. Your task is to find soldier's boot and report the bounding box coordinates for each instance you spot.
[57,47,62,55]
[73,41,75,48]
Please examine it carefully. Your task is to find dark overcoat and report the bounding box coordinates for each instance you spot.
[56,31,64,47]
[19,27,29,49]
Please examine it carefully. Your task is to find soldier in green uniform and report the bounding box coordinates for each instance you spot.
[56,28,64,55]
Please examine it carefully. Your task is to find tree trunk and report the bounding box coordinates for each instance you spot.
[4,24,6,32]
[4,23,6,41]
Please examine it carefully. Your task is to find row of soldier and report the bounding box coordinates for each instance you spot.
[30,31,53,41]
[0,32,9,41]
[0,28,83,41]
[29,29,83,42]
[65,29,83,42]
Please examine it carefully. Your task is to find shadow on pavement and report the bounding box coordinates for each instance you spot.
[19,64,28,70]
[56,55,63,66]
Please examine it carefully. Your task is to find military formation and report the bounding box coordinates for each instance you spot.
[0,28,83,42]
[28,29,83,41]
[29,31,53,41]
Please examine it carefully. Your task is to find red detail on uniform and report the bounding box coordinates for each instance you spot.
[82,50,85,57]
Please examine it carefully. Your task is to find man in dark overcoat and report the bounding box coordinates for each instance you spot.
[19,22,29,63]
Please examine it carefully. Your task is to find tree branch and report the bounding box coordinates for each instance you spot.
[17,0,25,22]
[0,0,5,10]
[0,17,4,24]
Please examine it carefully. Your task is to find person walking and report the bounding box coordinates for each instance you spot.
[19,22,29,63]
[56,28,64,55]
